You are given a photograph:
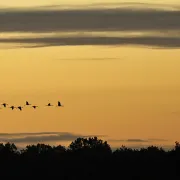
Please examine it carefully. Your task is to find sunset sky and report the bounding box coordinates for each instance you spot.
[0,0,180,149]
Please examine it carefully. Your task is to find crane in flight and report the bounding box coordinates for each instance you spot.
[9,106,15,110]
[46,103,53,107]
[17,106,23,111]
[57,101,64,107]
[25,101,31,106]
[32,105,38,109]
[2,103,8,108]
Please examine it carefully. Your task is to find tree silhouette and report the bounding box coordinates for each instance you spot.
[0,142,18,155]
[175,141,180,151]
[0,137,179,178]
[53,145,66,154]
[69,137,112,156]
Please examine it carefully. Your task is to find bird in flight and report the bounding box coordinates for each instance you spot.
[2,103,8,107]
[17,106,23,111]
[9,106,15,110]
[25,101,31,106]
[57,101,64,107]
[46,103,53,107]
[32,105,38,109]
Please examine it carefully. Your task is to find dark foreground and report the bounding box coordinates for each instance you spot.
[0,137,180,179]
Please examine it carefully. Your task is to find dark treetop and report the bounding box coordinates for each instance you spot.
[0,137,180,178]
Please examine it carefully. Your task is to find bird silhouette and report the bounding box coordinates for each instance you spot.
[57,101,64,107]
[17,106,23,111]
[32,105,38,109]
[2,103,8,107]
[9,106,15,110]
[46,103,53,107]
[25,101,31,106]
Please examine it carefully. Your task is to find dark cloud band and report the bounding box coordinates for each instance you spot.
[0,5,179,48]
[0,7,179,33]
[1,36,180,48]
[0,132,105,143]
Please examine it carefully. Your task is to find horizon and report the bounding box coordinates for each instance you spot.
[0,132,176,152]
[0,131,177,151]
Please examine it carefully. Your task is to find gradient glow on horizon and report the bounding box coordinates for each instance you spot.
[0,0,180,148]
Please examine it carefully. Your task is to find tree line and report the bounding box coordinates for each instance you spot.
[0,137,180,178]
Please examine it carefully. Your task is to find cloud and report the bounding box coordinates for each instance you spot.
[0,132,66,136]
[0,132,105,144]
[55,57,121,61]
[0,4,180,48]
[1,36,180,48]
[0,7,179,33]
[108,138,169,143]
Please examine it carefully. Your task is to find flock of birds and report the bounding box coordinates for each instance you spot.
[0,101,63,111]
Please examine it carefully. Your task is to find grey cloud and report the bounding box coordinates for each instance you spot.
[1,36,180,48]
[108,139,148,142]
[0,5,180,48]
[127,139,149,142]
[55,57,121,61]
[0,135,80,143]
[0,132,75,137]
[0,132,63,136]
[0,7,179,33]
[0,132,105,143]
[108,138,169,143]
[147,138,169,142]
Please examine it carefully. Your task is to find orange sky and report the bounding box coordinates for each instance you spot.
[0,1,180,149]
[1,46,180,148]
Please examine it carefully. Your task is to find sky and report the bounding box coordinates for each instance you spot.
[0,0,180,150]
